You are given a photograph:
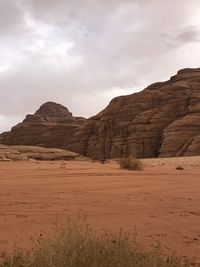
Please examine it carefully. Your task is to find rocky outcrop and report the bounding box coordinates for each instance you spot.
[0,102,86,149]
[1,69,200,159]
[0,145,84,161]
[67,68,200,159]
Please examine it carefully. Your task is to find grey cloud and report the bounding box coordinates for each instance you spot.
[177,25,200,43]
[0,0,22,33]
[163,24,200,52]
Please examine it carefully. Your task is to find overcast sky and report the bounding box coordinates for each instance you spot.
[0,0,200,132]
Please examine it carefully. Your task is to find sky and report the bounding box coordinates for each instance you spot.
[0,0,200,133]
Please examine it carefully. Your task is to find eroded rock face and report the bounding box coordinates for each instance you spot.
[67,68,200,158]
[0,145,84,161]
[0,102,86,149]
[23,102,72,123]
[1,69,200,158]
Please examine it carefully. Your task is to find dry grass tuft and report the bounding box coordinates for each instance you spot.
[119,157,143,170]
[0,220,189,267]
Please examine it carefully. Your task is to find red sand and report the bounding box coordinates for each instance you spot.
[0,158,200,263]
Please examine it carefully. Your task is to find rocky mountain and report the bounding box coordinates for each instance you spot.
[0,102,86,149]
[1,68,200,159]
[67,68,200,159]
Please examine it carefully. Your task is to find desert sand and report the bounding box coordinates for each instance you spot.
[0,157,200,263]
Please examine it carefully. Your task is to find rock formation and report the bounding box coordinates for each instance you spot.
[1,68,200,159]
[0,102,86,149]
[67,68,200,159]
[0,144,84,161]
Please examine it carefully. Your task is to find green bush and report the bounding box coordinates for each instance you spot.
[0,220,189,267]
[119,157,143,170]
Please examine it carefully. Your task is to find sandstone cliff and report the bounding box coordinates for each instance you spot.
[67,68,200,159]
[1,68,200,159]
[0,102,86,149]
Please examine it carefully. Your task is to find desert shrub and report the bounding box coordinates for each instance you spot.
[119,157,143,170]
[0,220,189,267]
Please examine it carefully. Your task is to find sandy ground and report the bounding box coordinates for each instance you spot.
[0,157,200,263]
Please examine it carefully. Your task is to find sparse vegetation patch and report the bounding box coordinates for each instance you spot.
[0,220,189,267]
[119,157,143,170]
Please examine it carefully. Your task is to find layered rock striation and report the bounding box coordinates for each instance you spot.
[0,144,84,161]
[0,102,86,149]
[1,68,200,158]
[67,68,200,158]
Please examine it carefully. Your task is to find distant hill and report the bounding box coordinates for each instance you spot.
[0,101,86,149]
[1,68,200,159]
